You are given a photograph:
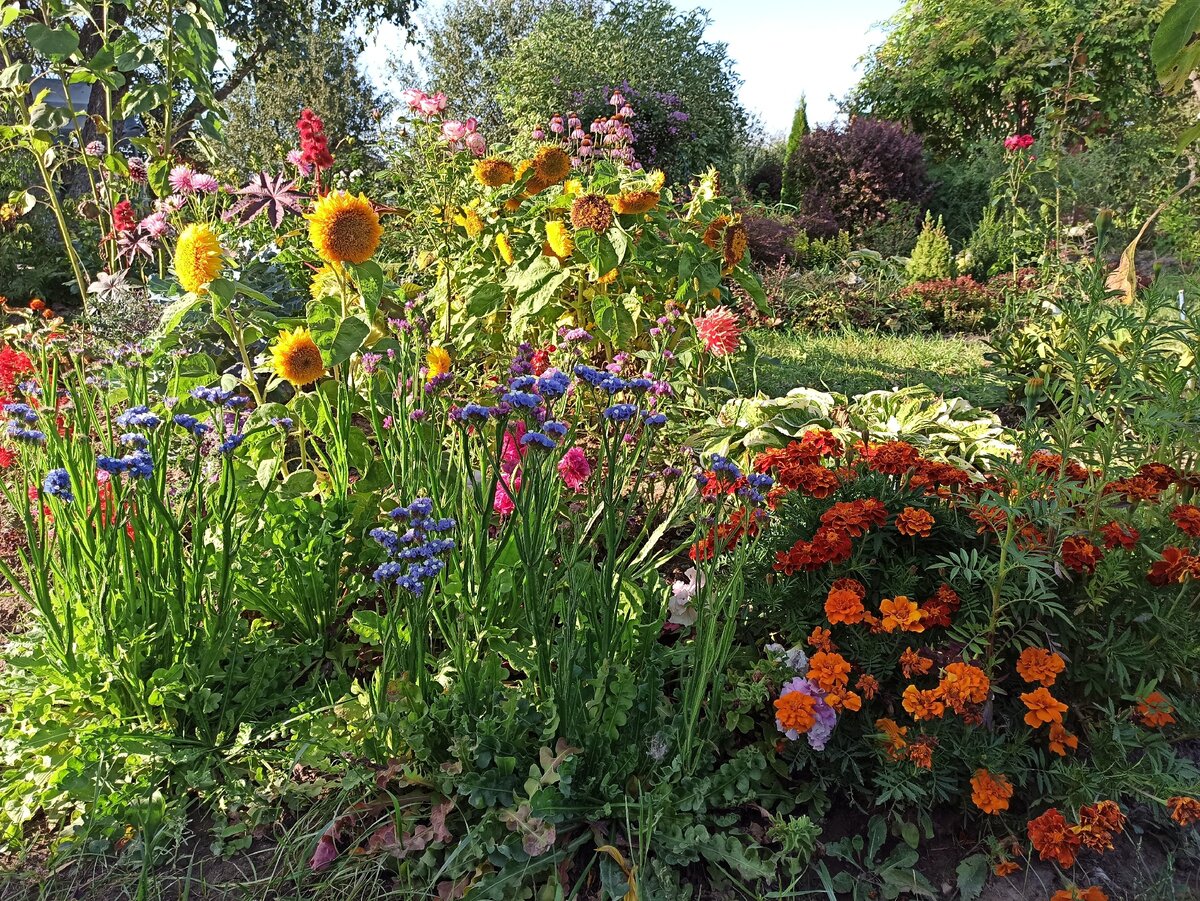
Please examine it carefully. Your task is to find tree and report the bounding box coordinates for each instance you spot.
[848,0,1181,157]
[494,0,748,181]
[213,24,391,176]
[420,0,602,132]
[780,96,808,206]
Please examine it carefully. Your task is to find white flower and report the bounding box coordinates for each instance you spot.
[668,566,704,626]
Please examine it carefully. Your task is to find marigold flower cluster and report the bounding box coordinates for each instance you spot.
[1027,801,1126,868]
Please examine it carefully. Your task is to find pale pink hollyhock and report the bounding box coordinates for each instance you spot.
[494,471,520,516]
[557,447,592,492]
[400,88,426,112]
[418,91,448,117]
[694,307,741,357]
[668,566,704,626]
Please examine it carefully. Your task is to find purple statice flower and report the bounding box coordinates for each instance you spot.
[409,409,427,422]
[562,328,592,343]
[360,352,382,376]
[775,677,837,750]
[42,468,73,503]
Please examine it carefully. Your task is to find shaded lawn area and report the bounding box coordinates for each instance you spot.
[741,328,996,405]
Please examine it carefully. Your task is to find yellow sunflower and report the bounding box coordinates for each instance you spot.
[612,190,660,215]
[426,346,451,382]
[532,145,571,184]
[307,191,382,264]
[272,327,325,387]
[174,223,223,294]
[455,206,485,238]
[545,220,574,259]
[570,193,614,233]
[473,158,516,187]
[496,233,515,265]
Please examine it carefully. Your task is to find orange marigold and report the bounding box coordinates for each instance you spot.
[902,684,945,721]
[907,735,936,769]
[970,769,1013,814]
[1051,888,1108,901]
[820,498,888,537]
[993,860,1021,877]
[856,673,879,700]
[1135,691,1176,728]
[1028,808,1083,868]
[807,626,837,653]
[1169,503,1200,538]
[1048,722,1079,756]
[807,651,851,692]
[825,585,867,625]
[1017,647,1066,686]
[895,506,935,537]
[1167,796,1200,826]
[940,662,990,714]
[774,689,818,735]
[900,647,933,678]
[876,717,908,760]
[1078,801,1125,852]
[863,440,921,475]
[1021,687,1067,728]
[880,596,924,633]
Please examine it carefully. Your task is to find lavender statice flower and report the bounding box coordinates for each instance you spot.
[371,498,456,595]
[562,327,593,344]
[43,468,73,503]
[409,409,427,422]
[360,352,382,376]
[191,386,234,405]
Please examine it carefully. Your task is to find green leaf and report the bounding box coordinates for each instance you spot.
[1,4,20,28]
[352,260,386,320]
[1153,0,1200,92]
[955,854,989,901]
[899,820,920,849]
[327,315,370,367]
[26,23,79,59]
[159,294,204,334]
[148,158,171,198]
[1177,120,1200,151]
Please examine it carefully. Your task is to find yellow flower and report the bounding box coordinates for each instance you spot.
[307,191,382,264]
[532,145,571,184]
[612,190,660,215]
[570,193,614,233]
[473,157,515,187]
[271,327,325,387]
[426,346,451,382]
[496,233,514,265]
[174,223,223,294]
[545,220,573,259]
[309,262,342,300]
[455,206,485,238]
[563,179,584,196]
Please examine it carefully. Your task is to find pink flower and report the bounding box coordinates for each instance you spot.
[501,422,527,474]
[465,131,487,157]
[138,211,170,239]
[441,119,471,142]
[287,149,313,174]
[494,471,520,516]
[168,164,195,194]
[418,91,447,117]
[1004,133,1035,152]
[191,173,219,193]
[694,307,741,357]
[400,88,427,113]
[557,447,592,492]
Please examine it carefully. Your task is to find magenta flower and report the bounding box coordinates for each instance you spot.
[1003,133,1035,152]
[493,471,520,516]
[557,447,592,492]
[168,164,196,194]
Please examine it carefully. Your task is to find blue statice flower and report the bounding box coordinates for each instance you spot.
[508,375,537,391]
[42,468,73,503]
[603,403,638,422]
[125,450,153,479]
[627,377,654,394]
[97,455,126,475]
[520,431,556,450]
[115,405,162,429]
[270,417,294,430]
[644,412,667,428]
[501,390,541,410]
[461,403,493,421]
[218,434,245,455]
[3,403,38,424]
[543,421,569,439]
[119,432,149,449]
[748,473,774,490]
[224,395,251,410]
[372,498,457,596]
[573,364,607,387]
[6,423,46,444]
[173,413,212,437]
[710,454,743,481]
[191,386,234,405]
[535,369,570,399]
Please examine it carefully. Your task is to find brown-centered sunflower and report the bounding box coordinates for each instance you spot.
[570,193,614,233]
[271,327,325,387]
[307,191,382,264]
[532,145,571,184]
[473,157,516,187]
[612,189,660,215]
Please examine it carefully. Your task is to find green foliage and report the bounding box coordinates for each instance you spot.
[780,95,809,206]
[793,229,850,269]
[906,212,953,283]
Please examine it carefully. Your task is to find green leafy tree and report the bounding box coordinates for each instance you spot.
[494,0,748,181]
[848,0,1182,157]
[780,96,808,206]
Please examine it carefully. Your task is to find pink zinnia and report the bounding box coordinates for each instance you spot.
[694,307,741,357]
[557,447,592,492]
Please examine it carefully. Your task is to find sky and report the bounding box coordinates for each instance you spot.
[360,0,902,135]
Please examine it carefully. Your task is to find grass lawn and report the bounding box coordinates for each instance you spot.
[741,328,996,405]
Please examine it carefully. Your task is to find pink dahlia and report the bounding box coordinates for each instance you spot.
[557,447,592,492]
[694,307,741,357]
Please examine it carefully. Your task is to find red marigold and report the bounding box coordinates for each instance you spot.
[918,584,960,628]
[1100,521,1139,550]
[1061,536,1103,574]
[1028,808,1083,867]
[807,626,837,653]
[900,647,933,678]
[895,506,935,537]
[907,735,936,768]
[970,504,1007,535]
[1078,800,1125,852]
[1169,504,1200,538]
[1147,547,1197,586]
[856,673,879,699]
[820,499,888,537]
[1167,796,1200,826]
[1104,476,1162,503]
[1137,462,1178,489]
[863,440,921,476]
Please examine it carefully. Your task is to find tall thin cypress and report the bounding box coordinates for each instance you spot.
[780,95,809,206]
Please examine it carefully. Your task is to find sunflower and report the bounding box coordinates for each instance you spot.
[272,327,325,387]
[174,223,223,294]
[455,206,485,238]
[426,346,451,382]
[473,157,515,187]
[496,233,515,265]
[307,191,382,264]
[532,145,571,184]
[570,193,614,233]
[309,262,343,300]
[703,215,749,272]
[612,189,660,215]
[545,220,573,258]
